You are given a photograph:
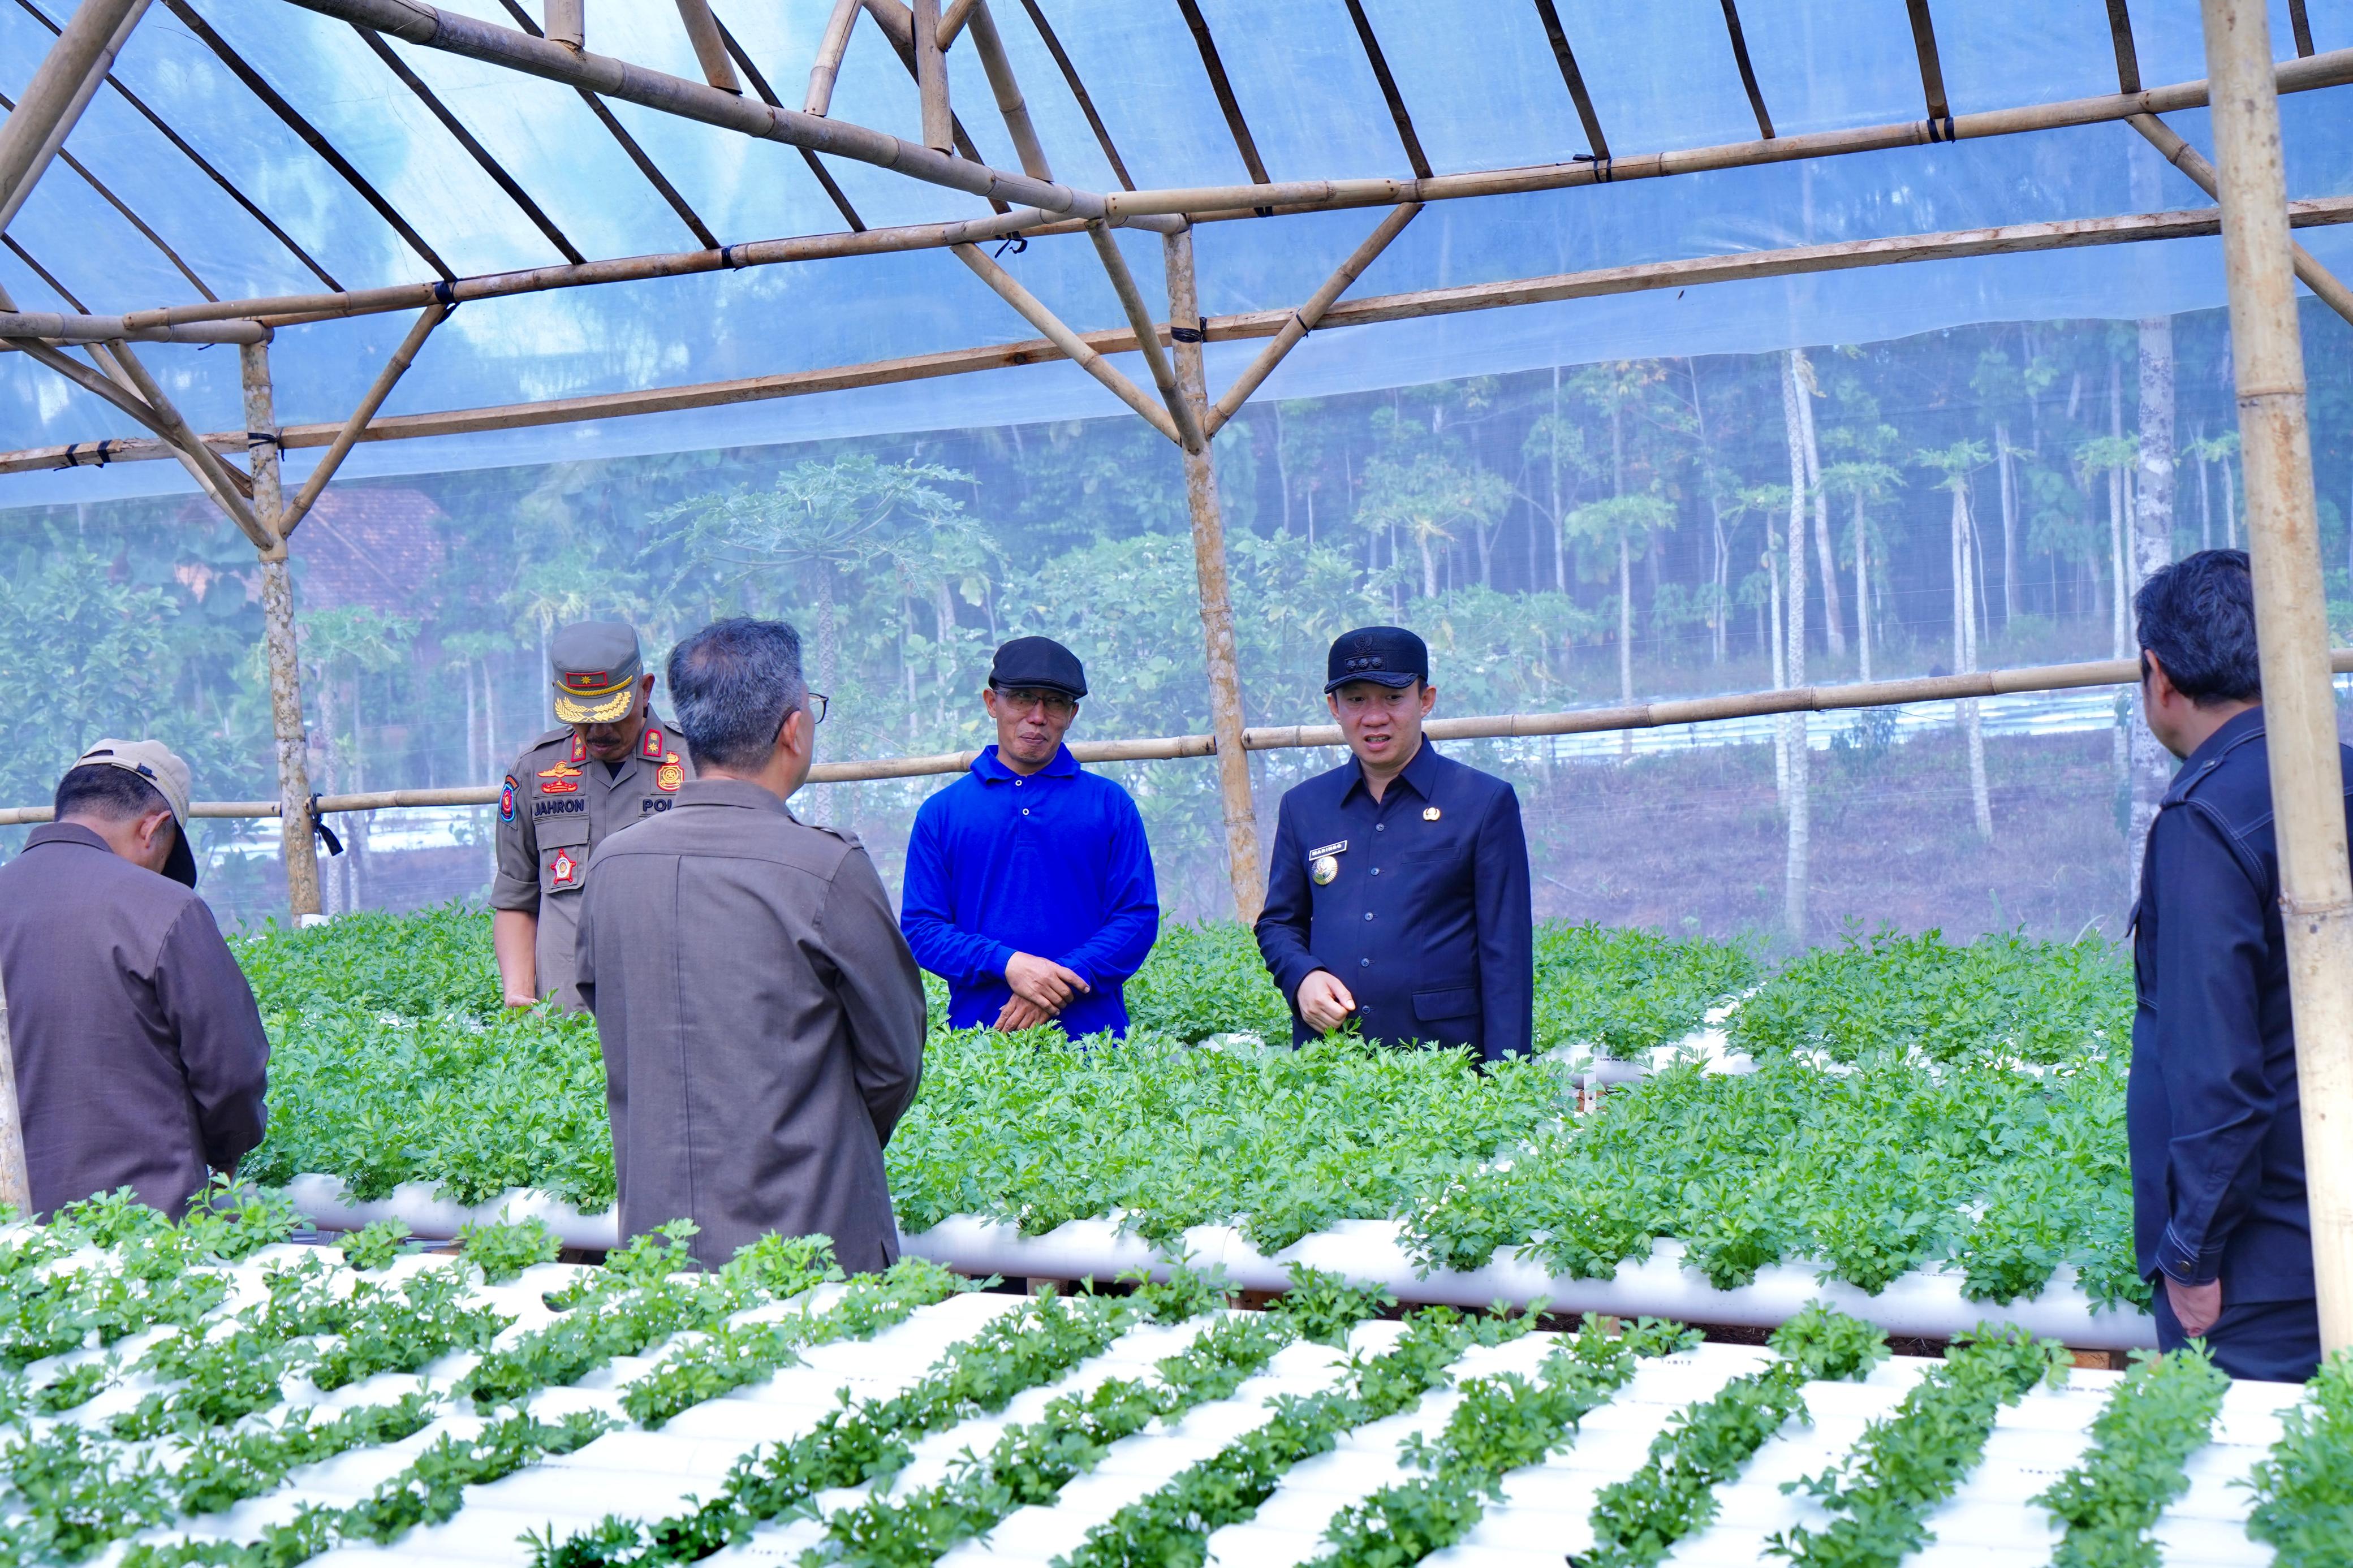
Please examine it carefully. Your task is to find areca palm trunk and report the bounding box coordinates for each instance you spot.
[1779,353,1810,941]
[2128,312,2178,893]
[1793,349,1843,658]
[1954,485,1992,842]
[1996,421,2016,626]
[1853,490,1872,683]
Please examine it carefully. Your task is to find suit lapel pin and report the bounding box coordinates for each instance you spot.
[1423,806,1441,821]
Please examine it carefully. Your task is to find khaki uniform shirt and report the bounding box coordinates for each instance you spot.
[490,719,692,1012]
[576,778,926,1273]
[0,824,270,1218]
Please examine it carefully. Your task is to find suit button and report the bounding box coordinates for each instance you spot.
[1371,867,1380,875]
[1360,957,1369,967]
[1376,823,1386,832]
[1364,911,1373,921]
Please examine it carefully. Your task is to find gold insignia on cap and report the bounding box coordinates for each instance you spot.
[1311,854,1339,886]
[1423,806,1442,821]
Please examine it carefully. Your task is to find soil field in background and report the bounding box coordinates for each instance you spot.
[1523,728,2135,951]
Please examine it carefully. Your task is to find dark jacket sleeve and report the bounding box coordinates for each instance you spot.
[151,900,271,1173]
[825,845,928,1145]
[1475,781,1535,1060]
[898,793,1014,987]
[1254,794,1322,1010]
[2147,801,2275,1284]
[1056,785,1160,987]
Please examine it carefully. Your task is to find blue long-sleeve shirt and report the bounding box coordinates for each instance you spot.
[2129,706,2351,1303]
[900,743,1160,1038]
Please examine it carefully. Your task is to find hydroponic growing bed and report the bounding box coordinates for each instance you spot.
[236,913,2151,1348]
[0,1195,2338,1568]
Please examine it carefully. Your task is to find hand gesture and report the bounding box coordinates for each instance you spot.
[1295,970,1358,1034]
[1005,952,1090,1012]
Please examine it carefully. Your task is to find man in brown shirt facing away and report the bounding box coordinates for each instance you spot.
[0,740,269,1218]
[577,619,925,1273]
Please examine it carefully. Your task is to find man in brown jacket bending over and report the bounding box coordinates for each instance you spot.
[0,740,269,1218]
[577,618,926,1273]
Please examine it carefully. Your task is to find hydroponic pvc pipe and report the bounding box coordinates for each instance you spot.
[278,1176,2158,1349]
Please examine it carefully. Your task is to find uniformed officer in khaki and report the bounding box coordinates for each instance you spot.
[492,622,693,1011]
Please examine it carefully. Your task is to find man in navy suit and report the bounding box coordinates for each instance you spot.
[1255,626,1533,1061]
[2130,549,2343,1381]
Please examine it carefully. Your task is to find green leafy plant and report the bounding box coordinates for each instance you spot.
[334,1219,412,1273]
[2034,1346,2228,1567]
[2244,1346,2353,1566]
[458,1214,564,1284]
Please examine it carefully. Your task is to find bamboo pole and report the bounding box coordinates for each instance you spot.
[2130,111,2353,327]
[277,303,447,537]
[282,0,1105,218]
[0,0,150,232]
[3,650,2349,822]
[544,0,581,50]
[238,340,324,923]
[1166,224,1264,922]
[1087,223,1201,450]
[0,310,262,345]
[950,240,1183,442]
[938,0,978,49]
[2200,0,2353,1356]
[1204,201,1420,437]
[911,0,952,151]
[804,0,861,114]
[21,193,2341,482]
[672,0,741,94]
[963,0,1050,180]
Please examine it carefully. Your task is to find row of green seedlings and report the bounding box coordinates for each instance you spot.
[0,1212,960,1565]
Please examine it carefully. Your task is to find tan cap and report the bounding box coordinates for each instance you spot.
[550,621,644,726]
[72,738,197,887]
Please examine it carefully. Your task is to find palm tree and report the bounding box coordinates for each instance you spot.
[1821,460,1900,683]
[1566,491,1675,718]
[1915,440,1994,843]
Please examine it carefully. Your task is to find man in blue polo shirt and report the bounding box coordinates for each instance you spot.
[901,637,1160,1038]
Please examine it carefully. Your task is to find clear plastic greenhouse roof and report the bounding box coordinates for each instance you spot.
[4,0,2352,503]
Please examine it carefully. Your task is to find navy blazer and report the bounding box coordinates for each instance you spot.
[2130,706,2353,1304]
[1255,741,1533,1060]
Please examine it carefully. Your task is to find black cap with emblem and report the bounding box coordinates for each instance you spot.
[1324,625,1429,693]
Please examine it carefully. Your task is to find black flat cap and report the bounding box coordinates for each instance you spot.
[1325,626,1428,693]
[990,636,1087,698]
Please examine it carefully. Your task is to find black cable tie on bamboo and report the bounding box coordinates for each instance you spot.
[993,235,1028,257]
[308,794,344,857]
[57,442,79,470]
[1291,312,1312,336]
[1924,114,1957,143]
[430,278,458,309]
[245,429,281,452]
[1574,152,1613,183]
[1169,316,1209,344]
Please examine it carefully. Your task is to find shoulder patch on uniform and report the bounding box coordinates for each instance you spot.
[656,759,683,793]
[499,775,518,823]
[568,732,587,764]
[641,725,665,761]
[550,848,581,888]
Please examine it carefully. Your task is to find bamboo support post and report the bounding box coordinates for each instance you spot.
[90,342,270,545]
[0,0,150,232]
[672,0,740,93]
[278,303,447,537]
[951,241,1183,441]
[0,976,27,1219]
[239,340,323,923]
[963,0,1050,180]
[0,310,264,345]
[285,0,1103,219]
[911,0,953,152]
[2201,0,2353,1354]
[805,0,861,114]
[2130,111,2353,327]
[14,193,2353,481]
[1205,201,1421,437]
[1086,222,1201,450]
[938,0,978,49]
[544,0,581,50]
[1165,224,1264,921]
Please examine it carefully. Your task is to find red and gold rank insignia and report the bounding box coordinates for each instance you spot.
[538,759,582,794]
[641,725,666,761]
[656,757,683,793]
[550,848,580,888]
[568,732,587,764]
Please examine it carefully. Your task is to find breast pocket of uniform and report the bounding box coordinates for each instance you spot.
[538,815,592,897]
[1402,841,1466,886]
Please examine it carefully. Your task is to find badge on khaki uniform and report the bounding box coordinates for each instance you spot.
[499,775,518,823]
[550,848,581,888]
[657,752,683,793]
[538,760,582,795]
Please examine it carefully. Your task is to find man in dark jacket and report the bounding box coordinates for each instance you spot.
[577,619,926,1273]
[1255,626,1533,1061]
[2130,549,2342,1381]
[0,740,269,1219]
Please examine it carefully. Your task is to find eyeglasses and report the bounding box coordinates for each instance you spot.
[808,691,830,725]
[996,688,1077,718]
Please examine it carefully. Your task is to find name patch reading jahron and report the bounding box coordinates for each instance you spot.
[533,797,586,819]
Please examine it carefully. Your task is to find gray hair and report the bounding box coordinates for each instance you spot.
[666,618,809,771]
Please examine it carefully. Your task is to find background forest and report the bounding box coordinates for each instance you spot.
[6,301,2352,939]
